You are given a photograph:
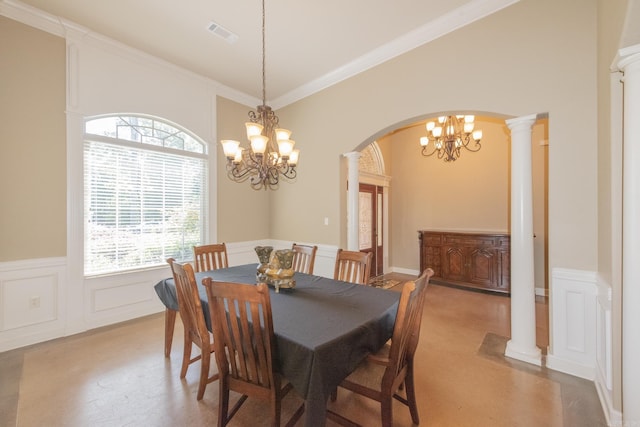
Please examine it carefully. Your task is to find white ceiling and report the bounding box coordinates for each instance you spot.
[9,0,517,106]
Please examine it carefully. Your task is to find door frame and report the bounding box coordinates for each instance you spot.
[359,173,390,275]
[359,183,384,277]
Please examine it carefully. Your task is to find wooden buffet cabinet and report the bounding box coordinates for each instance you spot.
[419,230,510,294]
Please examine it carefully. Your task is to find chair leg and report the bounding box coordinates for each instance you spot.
[164,308,177,357]
[270,376,283,427]
[197,348,210,400]
[272,392,280,427]
[404,371,420,424]
[218,380,230,427]
[380,393,393,427]
[180,336,192,379]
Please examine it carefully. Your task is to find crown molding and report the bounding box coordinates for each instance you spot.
[0,0,65,36]
[0,0,259,109]
[2,0,518,110]
[272,0,520,109]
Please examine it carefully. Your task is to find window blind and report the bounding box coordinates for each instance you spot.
[83,123,206,275]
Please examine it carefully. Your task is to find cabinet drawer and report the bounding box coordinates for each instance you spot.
[423,233,442,246]
[443,235,497,247]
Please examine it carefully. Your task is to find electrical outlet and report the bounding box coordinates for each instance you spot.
[29,296,41,309]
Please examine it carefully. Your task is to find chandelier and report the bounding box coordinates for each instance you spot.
[419,115,483,162]
[220,0,299,190]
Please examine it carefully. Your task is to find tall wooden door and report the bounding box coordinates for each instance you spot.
[359,183,384,278]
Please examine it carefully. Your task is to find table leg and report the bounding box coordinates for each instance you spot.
[164,308,177,357]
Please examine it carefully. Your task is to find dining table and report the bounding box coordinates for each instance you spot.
[154,263,401,427]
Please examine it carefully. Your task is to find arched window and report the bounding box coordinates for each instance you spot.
[83,115,207,275]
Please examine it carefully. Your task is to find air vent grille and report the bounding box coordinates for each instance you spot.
[207,21,238,44]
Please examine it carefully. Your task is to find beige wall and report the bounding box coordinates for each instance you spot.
[0,0,599,278]
[0,0,599,274]
[0,16,66,261]
[216,97,270,242]
[0,16,269,261]
[268,95,346,245]
[274,0,597,275]
[596,0,628,286]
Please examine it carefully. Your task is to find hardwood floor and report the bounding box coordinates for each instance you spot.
[0,275,606,426]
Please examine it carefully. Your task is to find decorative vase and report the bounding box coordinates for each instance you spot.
[266,249,296,292]
[275,249,295,279]
[255,246,273,283]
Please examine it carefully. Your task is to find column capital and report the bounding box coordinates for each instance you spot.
[343,151,362,161]
[618,43,640,71]
[506,113,537,131]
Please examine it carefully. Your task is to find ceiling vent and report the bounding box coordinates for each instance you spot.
[207,21,238,44]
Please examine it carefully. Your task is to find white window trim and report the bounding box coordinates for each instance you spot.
[82,114,209,276]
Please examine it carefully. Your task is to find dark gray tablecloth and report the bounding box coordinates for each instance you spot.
[154,263,400,427]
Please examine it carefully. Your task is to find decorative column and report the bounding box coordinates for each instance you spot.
[344,152,361,251]
[505,114,542,366]
[619,45,640,424]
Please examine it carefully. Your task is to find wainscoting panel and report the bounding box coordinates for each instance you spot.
[546,268,597,380]
[0,241,339,352]
[93,281,156,312]
[2,273,58,330]
[0,258,67,352]
[228,240,339,279]
[311,245,340,278]
[226,240,272,266]
[84,266,169,330]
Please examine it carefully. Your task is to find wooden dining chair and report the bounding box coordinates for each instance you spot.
[203,279,305,427]
[193,242,229,272]
[334,249,373,285]
[167,258,219,400]
[163,243,228,358]
[327,268,434,427]
[291,243,318,274]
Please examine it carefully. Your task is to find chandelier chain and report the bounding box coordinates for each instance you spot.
[219,0,299,190]
[261,0,266,105]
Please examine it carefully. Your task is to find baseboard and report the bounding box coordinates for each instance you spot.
[390,266,420,276]
[535,286,548,297]
[545,353,595,380]
[595,368,622,427]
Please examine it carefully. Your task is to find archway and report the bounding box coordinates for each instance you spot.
[344,111,548,365]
